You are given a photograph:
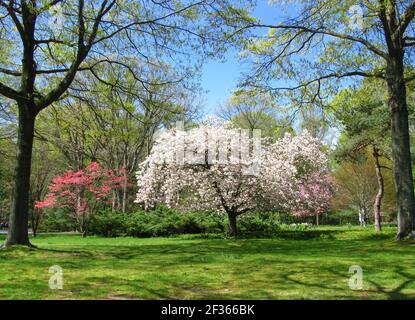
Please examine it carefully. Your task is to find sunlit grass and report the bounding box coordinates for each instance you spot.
[0,226,414,299]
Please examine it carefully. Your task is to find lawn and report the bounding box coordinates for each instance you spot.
[0,226,414,300]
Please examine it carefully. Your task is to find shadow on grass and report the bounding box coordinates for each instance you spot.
[179,229,343,240]
[0,228,414,299]
[328,266,415,300]
[278,265,415,300]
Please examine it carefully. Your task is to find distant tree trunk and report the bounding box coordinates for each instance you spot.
[373,146,383,232]
[227,211,238,236]
[359,205,366,227]
[28,194,38,238]
[112,190,116,212]
[122,180,127,214]
[79,214,88,238]
[4,106,36,247]
[316,214,319,226]
[386,50,415,239]
[31,211,38,238]
[122,152,128,213]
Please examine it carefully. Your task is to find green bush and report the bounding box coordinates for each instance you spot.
[88,207,226,237]
[89,210,128,237]
[45,207,329,238]
[238,212,281,233]
[38,208,77,233]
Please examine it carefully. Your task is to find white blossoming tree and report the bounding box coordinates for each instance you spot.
[135,119,333,235]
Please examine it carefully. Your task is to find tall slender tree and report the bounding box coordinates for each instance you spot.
[235,0,415,238]
[333,80,392,231]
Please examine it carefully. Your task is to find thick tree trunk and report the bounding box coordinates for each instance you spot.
[227,212,238,236]
[386,53,415,239]
[373,146,383,232]
[3,107,35,246]
[2,4,38,247]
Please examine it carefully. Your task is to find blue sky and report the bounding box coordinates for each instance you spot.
[200,0,282,115]
[198,0,341,147]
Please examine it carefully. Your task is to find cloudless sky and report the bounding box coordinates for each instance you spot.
[198,1,341,147]
[200,0,282,115]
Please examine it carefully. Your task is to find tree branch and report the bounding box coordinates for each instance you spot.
[36,0,115,110]
[397,0,415,35]
[0,81,25,101]
[249,23,388,59]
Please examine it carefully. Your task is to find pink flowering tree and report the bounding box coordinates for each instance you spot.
[261,132,334,218]
[35,162,127,236]
[291,174,335,219]
[136,119,333,236]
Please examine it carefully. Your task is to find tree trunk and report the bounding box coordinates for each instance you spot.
[316,214,319,226]
[3,106,35,247]
[227,212,238,236]
[32,218,37,238]
[122,182,127,214]
[2,4,38,247]
[112,190,116,212]
[122,153,128,213]
[373,146,383,232]
[386,52,415,239]
[359,205,366,227]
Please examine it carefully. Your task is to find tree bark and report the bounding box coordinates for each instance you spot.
[359,205,366,227]
[122,150,128,213]
[373,146,383,232]
[386,51,415,239]
[122,179,127,214]
[2,2,38,247]
[227,212,238,236]
[4,106,35,246]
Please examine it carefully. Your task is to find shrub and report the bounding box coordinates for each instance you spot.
[38,208,77,232]
[124,207,225,237]
[46,206,323,238]
[238,212,281,233]
[89,210,127,237]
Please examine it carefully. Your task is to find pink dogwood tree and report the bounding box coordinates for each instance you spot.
[291,174,335,220]
[36,162,127,236]
[135,120,333,235]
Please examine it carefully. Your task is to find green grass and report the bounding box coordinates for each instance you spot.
[0,226,414,300]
